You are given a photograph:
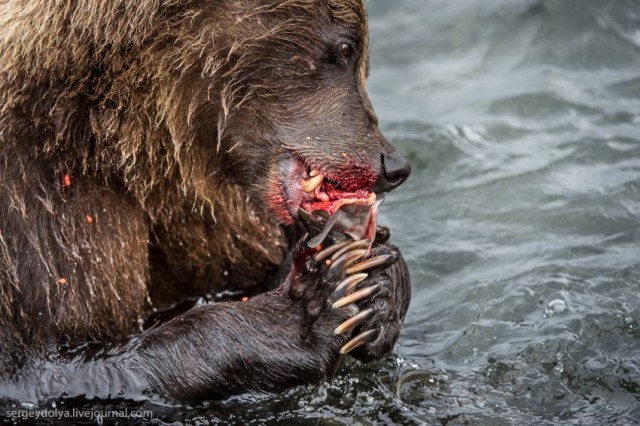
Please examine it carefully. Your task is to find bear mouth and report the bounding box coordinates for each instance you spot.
[271,154,379,241]
[298,169,376,216]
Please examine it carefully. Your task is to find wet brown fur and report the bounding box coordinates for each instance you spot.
[0,0,377,371]
[0,0,415,404]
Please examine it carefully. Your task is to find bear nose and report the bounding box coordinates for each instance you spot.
[373,150,412,193]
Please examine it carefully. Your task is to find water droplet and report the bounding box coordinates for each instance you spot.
[624,317,636,328]
[544,299,567,316]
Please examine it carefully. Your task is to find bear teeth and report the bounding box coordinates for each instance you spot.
[315,186,330,201]
[301,173,324,193]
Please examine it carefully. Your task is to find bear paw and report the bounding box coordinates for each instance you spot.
[299,237,408,360]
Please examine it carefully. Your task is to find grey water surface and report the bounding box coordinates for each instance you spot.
[367,1,640,424]
[6,1,640,424]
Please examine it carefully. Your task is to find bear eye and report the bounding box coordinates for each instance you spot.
[338,42,354,59]
[321,39,358,66]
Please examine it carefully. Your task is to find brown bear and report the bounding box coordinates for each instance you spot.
[0,0,411,402]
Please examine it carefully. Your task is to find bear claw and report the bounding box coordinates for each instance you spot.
[332,284,380,309]
[334,308,372,335]
[346,254,392,274]
[333,273,368,298]
[340,329,376,354]
[329,249,367,277]
[314,240,352,262]
[329,239,371,261]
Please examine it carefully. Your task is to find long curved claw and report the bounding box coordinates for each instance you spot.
[333,273,368,298]
[345,254,392,275]
[332,284,380,309]
[340,329,376,354]
[329,249,367,278]
[313,240,352,262]
[330,239,371,262]
[334,308,373,335]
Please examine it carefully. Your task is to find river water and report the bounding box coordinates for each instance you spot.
[366,0,640,424]
[5,1,640,424]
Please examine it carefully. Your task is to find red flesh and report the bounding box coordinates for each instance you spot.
[301,182,374,215]
[267,155,378,225]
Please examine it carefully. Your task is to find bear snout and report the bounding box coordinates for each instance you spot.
[373,149,412,193]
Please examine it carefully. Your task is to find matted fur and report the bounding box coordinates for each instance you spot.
[0,0,365,342]
[0,0,410,402]
[0,0,370,206]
